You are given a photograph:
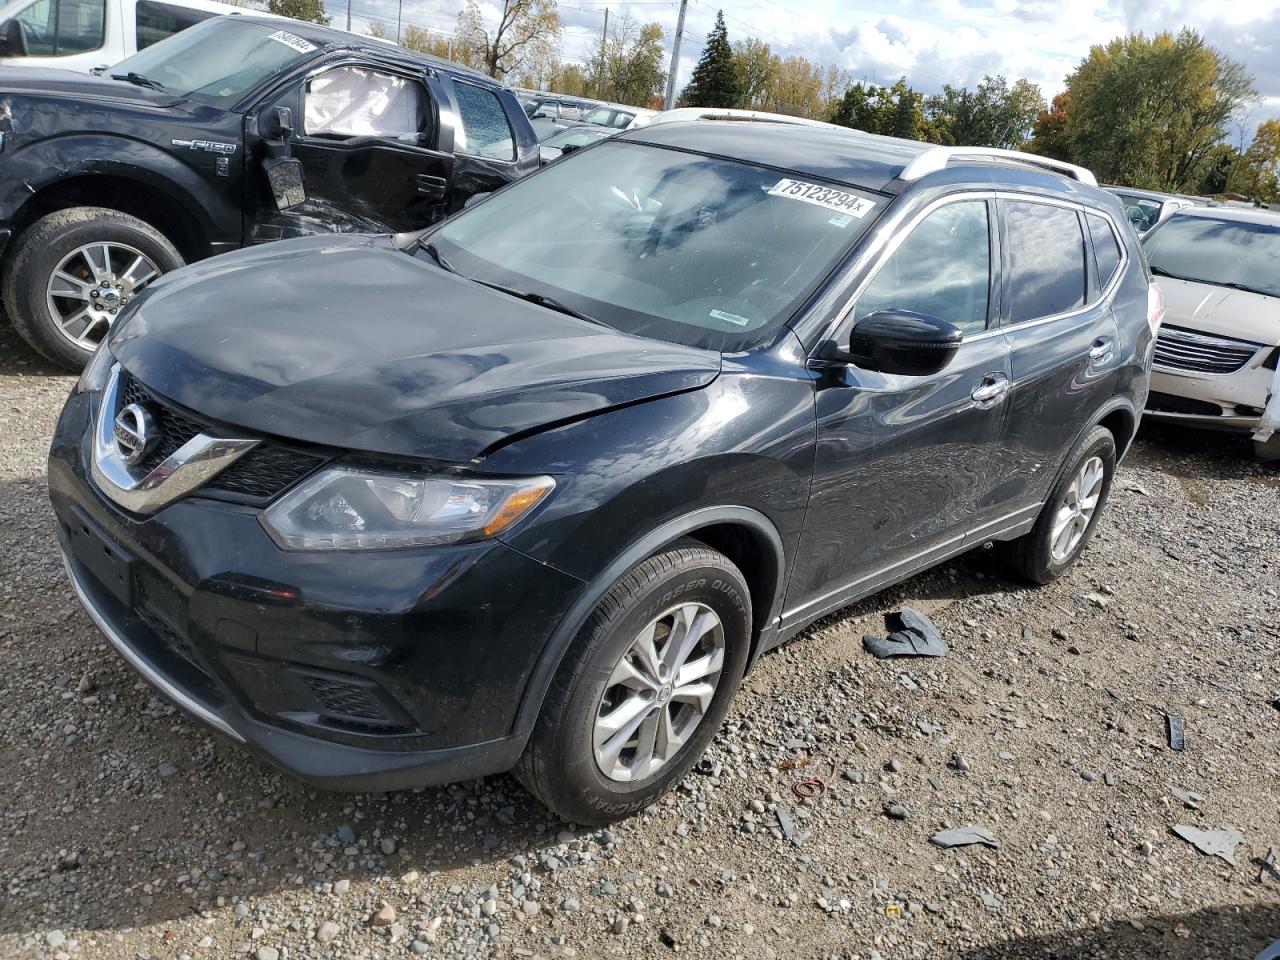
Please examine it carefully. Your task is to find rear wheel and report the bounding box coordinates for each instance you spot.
[516,543,751,825]
[1005,425,1116,584]
[3,206,181,370]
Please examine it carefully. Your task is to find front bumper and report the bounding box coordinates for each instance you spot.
[49,388,585,791]
[1147,360,1277,434]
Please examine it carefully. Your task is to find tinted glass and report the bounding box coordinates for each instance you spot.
[110,19,317,107]
[15,0,104,55]
[453,81,515,160]
[1087,212,1122,289]
[1005,201,1086,323]
[135,0,214,50]
[1143,215,1280,298]
[855,200,990,334]
[1115,193,1162,232]
[430,141,881,352]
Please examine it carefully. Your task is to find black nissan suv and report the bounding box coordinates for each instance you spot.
[0,15,538,370]
[49,124,1160,824]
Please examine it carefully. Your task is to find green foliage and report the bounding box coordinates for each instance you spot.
[591,16,665,107]
[681,11,739,108]
[266,0,328,25]
[1027,92,1074,161]
[1049,29,1255,191]
[925,75,1045,148]
[1228,119,1280,201]
[892,80,921,140]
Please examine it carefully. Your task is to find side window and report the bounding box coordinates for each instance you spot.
[453,81,516,161]
[135,0,215,50]
[15,0,104,55]
[1004,200,1086,324]
[304,66,427,140]
[1086,212,1122,291]
[854,200,991,335]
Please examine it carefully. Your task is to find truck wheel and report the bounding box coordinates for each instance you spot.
[516,543,751,825]
[1005,425,1116,584]
[3,207,182,370]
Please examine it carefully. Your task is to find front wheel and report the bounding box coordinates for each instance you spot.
[516,543,751,825]
[1005,425,1117,584]
[3,206,182,370]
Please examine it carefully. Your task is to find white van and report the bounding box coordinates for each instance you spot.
[0,0,280,74]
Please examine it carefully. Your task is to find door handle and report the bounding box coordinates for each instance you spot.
[1088,337,1114,362]
[416,174,448,200]
[971,373,1009,407]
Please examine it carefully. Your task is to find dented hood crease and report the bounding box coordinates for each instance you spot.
[108,236,722,463]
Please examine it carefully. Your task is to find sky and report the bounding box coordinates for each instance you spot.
[323,0,1280,132]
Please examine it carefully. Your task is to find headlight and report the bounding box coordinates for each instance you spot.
[260,467,555,550]
[77,343,115,393]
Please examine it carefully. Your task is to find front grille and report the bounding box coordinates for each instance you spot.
[117,371,327,502]
[1153,325,1262,375]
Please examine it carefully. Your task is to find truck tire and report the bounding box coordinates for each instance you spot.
[3,207,182,370]
[515,543,751,825]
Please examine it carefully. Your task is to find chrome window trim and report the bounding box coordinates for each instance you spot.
[91,364,259,515]
[817,190,1130,351]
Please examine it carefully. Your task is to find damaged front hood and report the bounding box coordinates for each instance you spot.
[109,236,722,463]
[1157,276,1280,346]
[0,67,185,107]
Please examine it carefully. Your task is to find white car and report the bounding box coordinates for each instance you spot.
[1105,186,1199,235]
[0,0,280,73]
[1142,207,1280,459]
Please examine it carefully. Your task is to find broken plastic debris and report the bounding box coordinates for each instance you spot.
[863,607,948,659]
[775,806,807,846]
[1166,713,1185,751]
[1171,825,1243,865]
[1256,847,1280,885]
[1170,786,1202,809]
[930,825,999,850]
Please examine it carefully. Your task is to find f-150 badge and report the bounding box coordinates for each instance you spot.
[172,139,238,155]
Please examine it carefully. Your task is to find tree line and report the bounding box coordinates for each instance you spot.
[266,0,1277,201]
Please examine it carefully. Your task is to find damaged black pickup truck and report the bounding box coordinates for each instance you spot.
[0,15,539,368]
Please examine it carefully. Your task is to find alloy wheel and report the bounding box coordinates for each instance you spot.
[1049,454,1105,563]
[45,242,160,351]
[593,602,725,783]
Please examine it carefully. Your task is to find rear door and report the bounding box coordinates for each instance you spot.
[786,195,1013,625]
[246,58,455,242]
[987,197,1125,515]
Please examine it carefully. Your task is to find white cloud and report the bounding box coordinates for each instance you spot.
[324,0,1280,127]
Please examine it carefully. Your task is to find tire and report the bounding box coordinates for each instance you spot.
[516,543,751,825]
[1005,425,1117,584]
[2,206,182,370]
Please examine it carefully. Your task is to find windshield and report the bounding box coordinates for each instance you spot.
[427,141,881,351]
[1144,215,1280,298]
[544,127,609,149]
[581,106,634,129]
[109,18,319,107]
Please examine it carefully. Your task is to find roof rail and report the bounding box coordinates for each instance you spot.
[898,147,1098,186]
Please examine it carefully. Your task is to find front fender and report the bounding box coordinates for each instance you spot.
[0,133,231,242]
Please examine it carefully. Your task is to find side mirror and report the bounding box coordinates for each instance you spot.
[560,142,582,156]
[848,309,963,376]
[271,106,294,141]
[532,110,551,120]
[0,18,29,57]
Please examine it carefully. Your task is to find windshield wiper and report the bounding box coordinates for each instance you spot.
[1220,281,1277,299]
[472,278,605,326]
[421,241,456,274]
[110,71,165,90]
[1150,265,1196,282]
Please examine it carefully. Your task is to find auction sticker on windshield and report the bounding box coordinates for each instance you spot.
[267,30,317,53]
[768,179,875,218]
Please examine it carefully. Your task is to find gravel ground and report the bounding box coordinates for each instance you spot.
[2,321,1278,960]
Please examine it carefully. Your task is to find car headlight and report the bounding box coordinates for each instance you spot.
[259,467,555,550]
[77,343,115,393]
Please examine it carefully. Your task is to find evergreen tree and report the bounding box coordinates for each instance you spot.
[891,81,921,140]
[680,11,739,107]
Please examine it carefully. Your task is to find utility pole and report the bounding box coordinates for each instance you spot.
[663,0,687,109]
[396,0,403,43]
[596,8,609,100]
[344,0,351,32]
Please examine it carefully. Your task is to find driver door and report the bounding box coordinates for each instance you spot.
[246,60,455,242]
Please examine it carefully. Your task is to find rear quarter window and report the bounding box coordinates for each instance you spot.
[453,81,516,161]
[1086,212,1123,290]
[1004,200,1087,323]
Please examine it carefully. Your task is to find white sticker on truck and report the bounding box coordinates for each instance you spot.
[268,30,318,53]
[767,178,875,218]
